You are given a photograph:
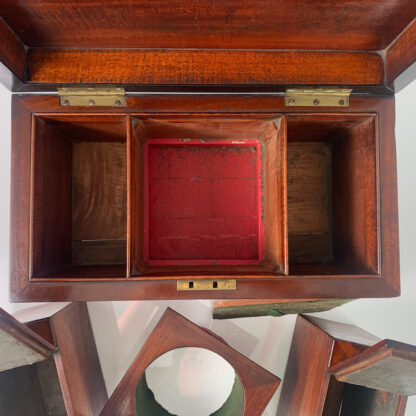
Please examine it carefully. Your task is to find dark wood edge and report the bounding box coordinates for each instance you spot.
[303,315,381,347]
[386,18,416,92]
[9,278,400,302]
[26,48,384,86]
[328,339,416,380]
[0,17,26,87]
[396,396,408,416]
[50,302,108,416]
[12,84,396,95]
[24,319,55,346]
[328,339,392,378]
[276,315,336,416]
[0,61,25,91]
[101,307,280,416]
[385,339,416,357]
[9,95,400,301]
[0,307,56,357]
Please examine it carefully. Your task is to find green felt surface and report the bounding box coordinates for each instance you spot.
[213,299,353,319]
[135,374,244,416]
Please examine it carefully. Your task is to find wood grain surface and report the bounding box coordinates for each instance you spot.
[50,302,108,416]
[1,0,414,50]
[0,17,25,81]
[73,140,126,218]
[1,2,416,89]
[27,48,384,86]
[386,19,416,86]
[287,142,332,263]
[31,117,73,276]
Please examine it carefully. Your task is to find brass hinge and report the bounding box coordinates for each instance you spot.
[177,279,237,291]
[285,88,352,107]
[58,87,126,107]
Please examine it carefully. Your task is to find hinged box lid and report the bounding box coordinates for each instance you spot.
[0,1,415,93]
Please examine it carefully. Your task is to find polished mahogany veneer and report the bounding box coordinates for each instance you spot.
[0,1,415,91]
[1,1,412,302]
[1,0,414,50]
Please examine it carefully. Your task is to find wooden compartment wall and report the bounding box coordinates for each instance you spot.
[10,95,399,301]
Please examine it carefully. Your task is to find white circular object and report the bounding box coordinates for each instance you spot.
[145,347,236,416]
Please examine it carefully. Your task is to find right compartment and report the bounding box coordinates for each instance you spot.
[286,114,379,276]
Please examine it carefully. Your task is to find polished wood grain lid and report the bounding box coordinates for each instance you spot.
[0,1,415,91]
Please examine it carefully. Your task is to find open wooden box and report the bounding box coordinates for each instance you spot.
[2,1,415,301]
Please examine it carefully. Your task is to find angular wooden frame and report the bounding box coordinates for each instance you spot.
[100,307,280,416]
[276,315,410,416]
[0,303,107,416]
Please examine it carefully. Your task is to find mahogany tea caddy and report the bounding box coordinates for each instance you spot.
[1,1,415,301]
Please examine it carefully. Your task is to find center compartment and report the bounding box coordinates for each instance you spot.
[130,117,287,277]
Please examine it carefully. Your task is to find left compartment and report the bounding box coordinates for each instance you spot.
[30,115,128,278]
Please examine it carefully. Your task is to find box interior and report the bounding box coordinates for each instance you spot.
[31,115,128,277]
[30,113,379,279]
[322,377,402,416]
[287,115,379,275]
[0,356,66,416]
